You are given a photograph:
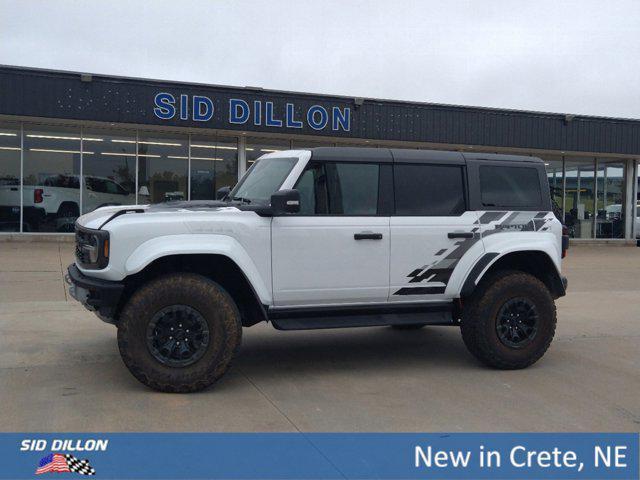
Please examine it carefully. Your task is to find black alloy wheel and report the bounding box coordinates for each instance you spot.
[495,297,539,349]
[146,305,210,367]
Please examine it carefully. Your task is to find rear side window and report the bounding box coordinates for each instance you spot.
[394,164,466,216]
[479,165,542,208]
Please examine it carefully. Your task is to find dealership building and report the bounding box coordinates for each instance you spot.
[0,65,638,241]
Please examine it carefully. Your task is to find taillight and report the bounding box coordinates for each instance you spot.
[34,188,43,203]
[561,225,569,259]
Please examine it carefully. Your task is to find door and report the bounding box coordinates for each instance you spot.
[389,162,483,302]
[272,161,390,306]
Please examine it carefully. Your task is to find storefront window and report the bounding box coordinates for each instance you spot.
[635,162,640,239]
[595,160,625,238]
[246,138,291,166]
[81,129,136,213]
[23,125,81,232]
[137,132,188,203]
[0,122,21,232]
[4,120,640,240]
[542,155,564,221]
[190,135,238,200]
[564,157,595,238]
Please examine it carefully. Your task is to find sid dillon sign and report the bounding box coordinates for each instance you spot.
[153,92,351,132]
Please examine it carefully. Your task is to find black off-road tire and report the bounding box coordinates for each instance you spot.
[391,323,427,330]
[57,202,79,218]
[460,270,556,369]
[117,273,242,393]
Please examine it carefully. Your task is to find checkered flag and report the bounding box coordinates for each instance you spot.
[65,454,96,476]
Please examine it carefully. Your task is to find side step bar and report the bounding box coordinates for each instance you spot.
[268,302,454,331]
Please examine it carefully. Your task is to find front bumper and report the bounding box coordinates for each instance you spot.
[65,264,124,324]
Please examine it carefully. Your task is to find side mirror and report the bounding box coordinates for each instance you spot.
[216,186,231,200]
[271,189,300,215]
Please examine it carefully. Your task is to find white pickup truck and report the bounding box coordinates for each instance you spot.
[604,203,640,238]
[0,174,135,231]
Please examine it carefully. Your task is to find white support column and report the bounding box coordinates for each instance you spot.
[592,159,597,239]
[603,164,608,211]
[187,133,192,201]
[135,130,139,205]
[79,125,84,216]
[624,158,636,239]
[238,136,247,180]
[634,161,639,239]
[561,156,566,221]
[19,123,23,233]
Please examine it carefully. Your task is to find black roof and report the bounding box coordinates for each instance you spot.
[309,147,543,164]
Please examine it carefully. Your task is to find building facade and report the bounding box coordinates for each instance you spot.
[0,65,638,240]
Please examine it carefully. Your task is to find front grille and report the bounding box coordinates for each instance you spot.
[74,224,109,269]
[75,225,97,266]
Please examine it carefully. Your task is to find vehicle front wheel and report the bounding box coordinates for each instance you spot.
[117,273,242,393]
[460,271,556,369]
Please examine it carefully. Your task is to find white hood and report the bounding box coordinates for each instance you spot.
[77,205,149,230]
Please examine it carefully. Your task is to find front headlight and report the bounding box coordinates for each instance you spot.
[75,225,110,269]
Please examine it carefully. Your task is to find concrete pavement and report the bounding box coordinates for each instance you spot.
[0,242,638,432]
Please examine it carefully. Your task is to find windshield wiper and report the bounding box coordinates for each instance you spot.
[230,196,252,204]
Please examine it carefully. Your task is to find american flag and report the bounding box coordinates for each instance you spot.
[35,454,70,474]
[35,453,96,476]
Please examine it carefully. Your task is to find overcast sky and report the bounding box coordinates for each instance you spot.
[1,0,639,118]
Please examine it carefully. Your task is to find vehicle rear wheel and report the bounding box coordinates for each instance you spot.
[460,271,556,369]
[57,202,79,218]
[56,202,79,232]
[117,273,242,392]
[390,323,427,330]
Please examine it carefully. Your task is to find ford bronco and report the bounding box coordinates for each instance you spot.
[67,147,568,392]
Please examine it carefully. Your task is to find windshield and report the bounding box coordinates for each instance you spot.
[229,157,298,204]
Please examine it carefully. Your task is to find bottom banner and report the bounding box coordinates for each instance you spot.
[1,433,637,479]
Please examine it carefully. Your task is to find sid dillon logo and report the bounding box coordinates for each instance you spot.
[35,453,95,476]
[21,439,107,476]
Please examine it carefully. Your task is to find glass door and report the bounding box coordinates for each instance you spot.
[595,159,626,238]
[564,157,596,238]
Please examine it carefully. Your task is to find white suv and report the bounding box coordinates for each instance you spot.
[67,147,569,392]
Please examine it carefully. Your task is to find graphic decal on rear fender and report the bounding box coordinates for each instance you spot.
[392,211,555,296]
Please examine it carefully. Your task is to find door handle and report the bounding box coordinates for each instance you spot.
[354,232,383,240]
[447,232,474,239]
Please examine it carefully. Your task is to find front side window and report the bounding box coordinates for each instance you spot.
[394,164,465,215]
[295,162,328,214]
[230,157,298,204]
[480,165,542,208]
[294,162,380,215]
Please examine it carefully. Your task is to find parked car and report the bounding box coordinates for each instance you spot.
[0,174,135,231]
[603,204,640,238]
[67,147,568,392]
